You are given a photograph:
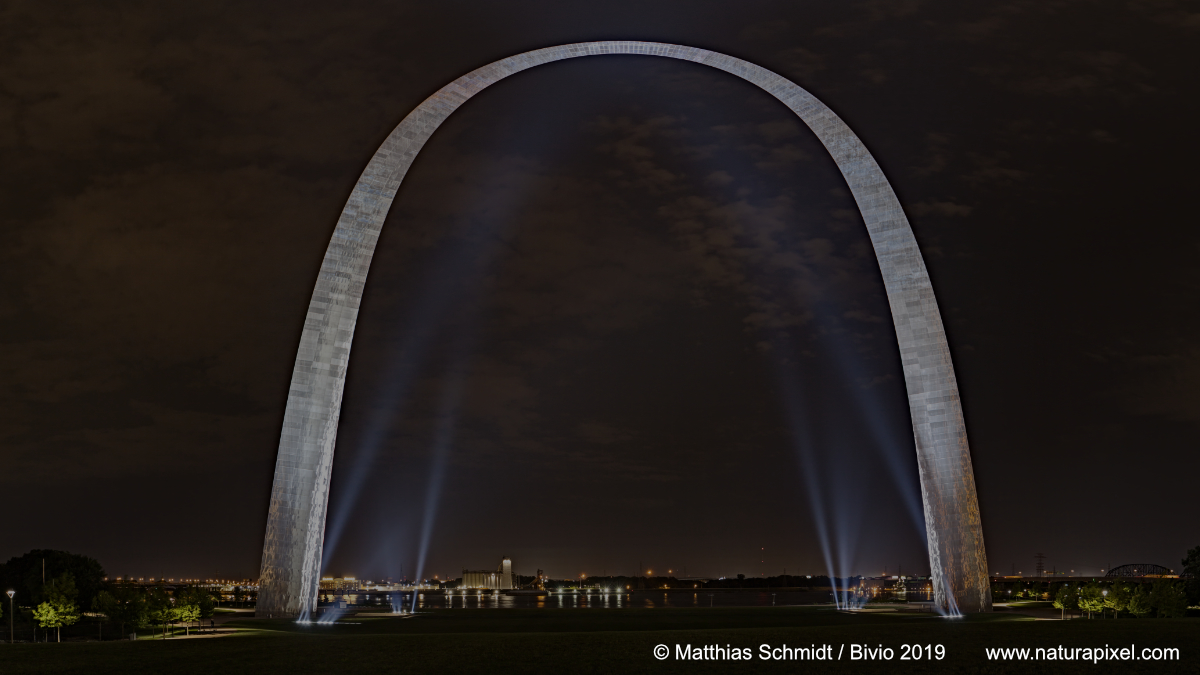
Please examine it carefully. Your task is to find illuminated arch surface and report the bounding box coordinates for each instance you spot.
[257,41,991,617]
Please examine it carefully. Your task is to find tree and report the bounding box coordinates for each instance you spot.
[1128,585,1153,618]
[1078,582,1105,619]
[0,550,105,610]
[177,585,215,620]
[93,591,117,636]
[42,572,81,641]
[46,572,78,605]
[1053,584,1078,620]
[52,602,80,641]
[33,602,63,640]
[1150,579,1188,618]
[1182,545,1200,606]
[94,585,148,638]
[176,604,201,636]
[1157,582,1188,618]
[1105,582,1132,619]
[145,587,176,638]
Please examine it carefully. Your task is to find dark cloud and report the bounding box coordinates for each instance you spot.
[773,47,827,81]
[1004,51,1156,97]
[0,0,1196,583]
[909,200,972,217]
[862,0,927,21]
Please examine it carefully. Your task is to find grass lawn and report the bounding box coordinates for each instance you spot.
[2,606,1196,673]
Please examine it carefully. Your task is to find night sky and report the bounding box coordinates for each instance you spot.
[2,1,1196,584]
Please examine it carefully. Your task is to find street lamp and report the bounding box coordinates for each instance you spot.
[7,590,14,644]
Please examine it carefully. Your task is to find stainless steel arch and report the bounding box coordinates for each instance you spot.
[257,41,991,617]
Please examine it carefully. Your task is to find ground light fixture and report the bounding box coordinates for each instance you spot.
[7,590,13,644]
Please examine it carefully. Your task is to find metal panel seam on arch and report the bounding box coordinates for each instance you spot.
[255,40,992,618]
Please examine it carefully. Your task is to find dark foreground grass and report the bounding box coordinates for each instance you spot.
[2,607,1197,674]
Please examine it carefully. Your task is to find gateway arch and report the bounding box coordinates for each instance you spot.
[257,41,991,617]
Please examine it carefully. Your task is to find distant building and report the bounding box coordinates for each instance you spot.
[461,557,515,590]
[319,577,362,592]
[858,576,933,597]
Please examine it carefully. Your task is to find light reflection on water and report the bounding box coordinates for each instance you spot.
[316,589,931,611]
